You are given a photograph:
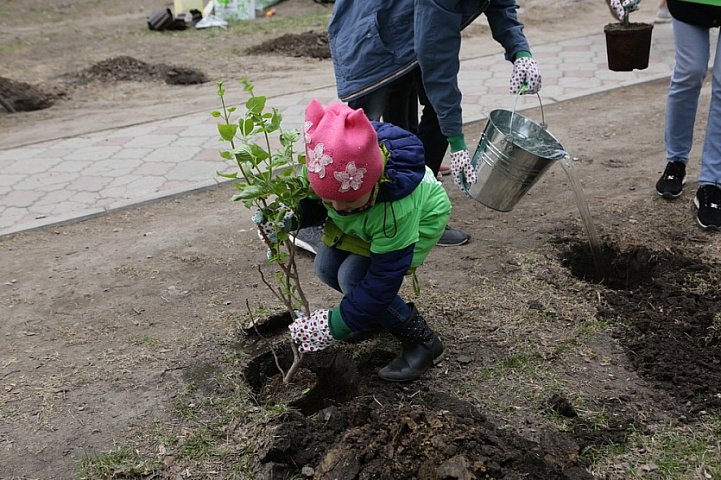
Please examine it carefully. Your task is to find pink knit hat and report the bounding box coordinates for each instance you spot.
[303,100,383,201]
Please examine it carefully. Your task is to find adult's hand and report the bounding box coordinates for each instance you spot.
[450,149,475,192]
[510,57,542,95]
[608,0,641,20]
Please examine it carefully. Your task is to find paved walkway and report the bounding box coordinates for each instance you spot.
[0,21,712,237]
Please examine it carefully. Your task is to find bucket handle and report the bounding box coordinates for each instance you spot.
[510,89,547,136]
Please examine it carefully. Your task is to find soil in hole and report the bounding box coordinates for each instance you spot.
[562,240,721,416]
[560,242,658,289]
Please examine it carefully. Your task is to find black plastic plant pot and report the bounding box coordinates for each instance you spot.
[604,22,654,71]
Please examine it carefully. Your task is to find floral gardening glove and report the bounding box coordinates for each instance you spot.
[510,53,542,95]
[608,0,640,20]
[251,203,296,256]
[288,309,338,353]
[449,134,475,192]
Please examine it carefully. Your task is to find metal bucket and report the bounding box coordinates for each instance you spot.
[463,94,567,212]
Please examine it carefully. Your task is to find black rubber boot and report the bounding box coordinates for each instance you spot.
[378,304,444,382]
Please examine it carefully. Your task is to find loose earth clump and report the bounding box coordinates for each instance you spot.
[562,240,721,416]
[246,31,330,58]
[242,334,596,479]
[61,55,208,85]
[0,76,57,112]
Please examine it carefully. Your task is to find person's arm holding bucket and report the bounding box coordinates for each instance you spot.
[414,0,542,192]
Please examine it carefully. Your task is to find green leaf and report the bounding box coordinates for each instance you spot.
[217,171,238,179]
[233,144,255,164]
[210,110,221,118]
[250,144,270,163]
[219,151,232,160]
[240,118,255,137]
[218,124,238,142]
[247,96,267,115]
[280,129,300,147]
[232,184,265,200]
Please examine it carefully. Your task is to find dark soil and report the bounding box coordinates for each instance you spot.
[233,237,721,479]
[598,250,721,415]
[246,30,330,58]
[244,346,596,479]
[0,31,325,115]
[61,55,209,86]
[0,76,57,112]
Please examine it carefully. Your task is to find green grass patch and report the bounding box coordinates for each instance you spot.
[79,444,161,479]
[587,416,721,479]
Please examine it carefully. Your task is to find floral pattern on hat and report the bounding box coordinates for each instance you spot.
[307,143,333,179]
[333,162,367,193]
[303,120,313,144]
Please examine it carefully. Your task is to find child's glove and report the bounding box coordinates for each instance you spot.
[451,149,475,192]
[510,57,542,95]
[608,0,640,20]
[251,204,296,253]
[288,309,338,353]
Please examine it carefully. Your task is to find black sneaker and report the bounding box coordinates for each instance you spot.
[694,185,721,230]
[655,161,687,198]
[436,225,470,247]
[292,224,324,254]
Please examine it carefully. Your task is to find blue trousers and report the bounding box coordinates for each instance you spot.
[313,243,411,330]
[665,20,721,187]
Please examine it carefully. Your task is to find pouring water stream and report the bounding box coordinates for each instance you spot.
[510,93,604,273]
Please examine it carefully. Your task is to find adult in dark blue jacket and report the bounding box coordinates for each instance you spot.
[328,0,540,246]
[327,0,541,245]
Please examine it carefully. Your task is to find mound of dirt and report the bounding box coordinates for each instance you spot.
[247,31,331,58]
[244,349,593,480]
[0,76,56,112]
[62,55,208,85]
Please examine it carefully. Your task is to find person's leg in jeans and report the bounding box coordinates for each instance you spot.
[414,68,448,177]
[656,18,708,198]
[698,27,721,188]
[665,19,708,168]
[694,25,721,229]
[314,242,443,381]
[313,243,409,330]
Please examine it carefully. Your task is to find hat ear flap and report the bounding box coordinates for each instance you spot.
[346,106,368,128]
[304,99,326,135]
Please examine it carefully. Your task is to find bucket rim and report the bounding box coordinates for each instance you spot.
[485,109,566,154]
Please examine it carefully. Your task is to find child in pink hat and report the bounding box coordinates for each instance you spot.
[286,99,452,381]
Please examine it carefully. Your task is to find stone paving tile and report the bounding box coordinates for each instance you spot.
[1,25,717,237]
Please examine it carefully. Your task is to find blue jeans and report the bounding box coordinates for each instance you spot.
[665,20,721,187]
[313,243,411,330]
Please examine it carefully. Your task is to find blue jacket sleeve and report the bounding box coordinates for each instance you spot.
[338,244,415,332]
[415,0,529,138]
